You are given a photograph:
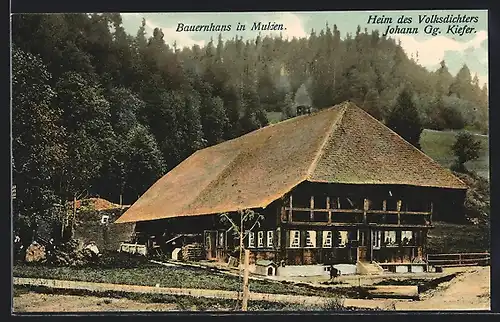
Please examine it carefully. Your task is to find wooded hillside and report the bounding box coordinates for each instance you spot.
[12,13,488,225]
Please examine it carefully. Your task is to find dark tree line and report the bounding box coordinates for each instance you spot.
[12,14,488,230]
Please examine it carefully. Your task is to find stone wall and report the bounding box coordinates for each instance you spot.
[73,208,135,251]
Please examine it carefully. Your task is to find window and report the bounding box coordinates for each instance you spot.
[305,231,316,248]
[335,231,349,248]
[401,231,414,245]
[290,230,300,248]
[372,230,382,250]
[258,231,264,248]
[267,231,274,248]
[384,231,397,247]
[323,231,333,248]
[101,215,109,225]
[248,232,255,248]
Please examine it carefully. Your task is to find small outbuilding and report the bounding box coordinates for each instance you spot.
[255,259,278,276]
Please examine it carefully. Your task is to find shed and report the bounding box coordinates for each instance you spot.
[255,259,278,276]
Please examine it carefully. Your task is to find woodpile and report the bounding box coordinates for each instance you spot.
[181,243,204,261]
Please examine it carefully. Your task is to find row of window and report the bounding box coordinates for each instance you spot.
[247,231,274,248]
[288,230,351,248]
[245,230,417,249]
[371,230,415,249]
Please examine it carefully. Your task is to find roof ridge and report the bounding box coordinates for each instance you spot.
[353,104,468,188]
[306,102,349,178]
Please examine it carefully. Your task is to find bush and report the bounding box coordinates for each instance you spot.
[96,251,150,269]
[322,296,345,311]
[452,171,490,224]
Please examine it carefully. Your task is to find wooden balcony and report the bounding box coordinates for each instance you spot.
[281,195,433,227]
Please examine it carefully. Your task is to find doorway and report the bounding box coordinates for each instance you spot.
[204,230,217,259]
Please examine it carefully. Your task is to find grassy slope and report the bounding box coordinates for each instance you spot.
[427,221,490,254]
[420,129,489,180]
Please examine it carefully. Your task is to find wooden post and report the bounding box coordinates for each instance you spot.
[310,195,314,221]
[382,200,387,211]
[289,195,293,222]
[120,194,123,209]
[363,198,368,224]
[397,200,402,225]
[430,202,433,224]
[242,249,250,311]
[326,197,332,224]
[239,215,244,270]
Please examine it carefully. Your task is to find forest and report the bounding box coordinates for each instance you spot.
[11,13,488,229]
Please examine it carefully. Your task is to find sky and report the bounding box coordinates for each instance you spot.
[120,10,488,87]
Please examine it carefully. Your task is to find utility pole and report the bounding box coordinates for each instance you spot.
[242,249,250,311]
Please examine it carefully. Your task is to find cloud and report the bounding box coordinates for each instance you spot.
[273,12,308,39]
[143,18,206,48]
[392,30,487,67]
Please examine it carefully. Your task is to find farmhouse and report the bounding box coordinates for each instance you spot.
[115,101,467,273]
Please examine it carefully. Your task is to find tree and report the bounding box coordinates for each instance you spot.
[386,87,423,149]
[54,71,116,198]
[124,125,167,202]
[219,209,264,310]
[12,46,67,234]
[451,131,482,173]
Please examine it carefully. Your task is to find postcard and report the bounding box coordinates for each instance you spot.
[11,9,490,313]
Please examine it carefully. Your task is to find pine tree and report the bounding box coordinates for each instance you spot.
[387,88,423,148]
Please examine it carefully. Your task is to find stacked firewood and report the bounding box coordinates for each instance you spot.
[181,243,204,261]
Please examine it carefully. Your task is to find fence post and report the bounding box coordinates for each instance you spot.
[459,254,462,266]
[242,249,250,311]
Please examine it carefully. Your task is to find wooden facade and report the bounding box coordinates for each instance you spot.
[133,181,456,266]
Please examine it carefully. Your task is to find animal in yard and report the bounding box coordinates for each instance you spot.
[330,265,340,280]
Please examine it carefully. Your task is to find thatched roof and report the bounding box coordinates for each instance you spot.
[115,101,467,224]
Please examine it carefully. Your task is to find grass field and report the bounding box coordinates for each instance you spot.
[12,262,345,298]
[420,129,489,180]
[427,221,490,254]
[13,286,331,311]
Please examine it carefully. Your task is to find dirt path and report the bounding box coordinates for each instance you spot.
[393,266,490,311]
[13,292,179,312]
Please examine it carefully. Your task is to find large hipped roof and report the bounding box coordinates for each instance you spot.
[116,101,467,223]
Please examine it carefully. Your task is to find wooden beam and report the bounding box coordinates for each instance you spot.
[383,200,387,211]
[284,207,363,214]
[430,202,433,224]
[283,222,362,227]
[367,224,433,228]
[280,205,286,222]
[363,198,368,224]
[397,200,402,225]
[367,210,431,215]
[310,196,314,221]
[326,196,332,224]
[283,208,431,215]
[289,195,293,223]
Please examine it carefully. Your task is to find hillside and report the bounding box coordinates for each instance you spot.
[420,129,489,180]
